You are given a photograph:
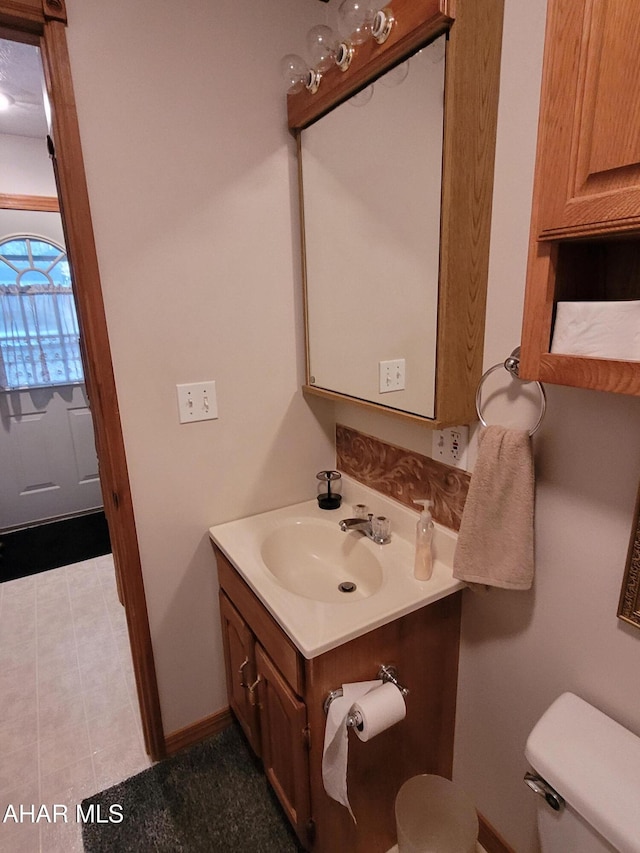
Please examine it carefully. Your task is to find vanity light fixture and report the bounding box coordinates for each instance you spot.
[337,0,377,46]
[280,1,397,94]
[372,7,395,44]
[280,53,322,94]
[307,24,338,72]
[335,41,355,72]
[334,0,379,70]
[281,24,338,94]
[305,67,323,94]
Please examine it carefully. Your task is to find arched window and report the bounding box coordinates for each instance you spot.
[0,235,83,389]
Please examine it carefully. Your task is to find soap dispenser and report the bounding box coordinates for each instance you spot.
[413,500,434,581]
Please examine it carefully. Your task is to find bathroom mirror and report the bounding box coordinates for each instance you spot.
[301,39,445,419]
[619,482,640,629]
[288,0,505,427]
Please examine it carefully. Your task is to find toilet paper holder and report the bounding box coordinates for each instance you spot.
[323,664,409,727]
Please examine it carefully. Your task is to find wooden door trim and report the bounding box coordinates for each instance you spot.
[0,2,165,759]
[0,193,59,211]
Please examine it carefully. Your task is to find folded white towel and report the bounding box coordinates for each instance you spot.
[453,425,535,590]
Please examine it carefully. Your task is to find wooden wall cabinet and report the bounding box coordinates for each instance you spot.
[520,0,640,395]
[215,545,461,853]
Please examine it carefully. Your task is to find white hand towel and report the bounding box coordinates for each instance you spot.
[453,425,534,590]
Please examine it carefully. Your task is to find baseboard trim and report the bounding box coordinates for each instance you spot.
[478,814,515,853]
[164,707,234,756]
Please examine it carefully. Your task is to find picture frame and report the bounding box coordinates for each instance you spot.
[619,483,640,628]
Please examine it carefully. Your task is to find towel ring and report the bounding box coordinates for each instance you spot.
[475,347,546,436]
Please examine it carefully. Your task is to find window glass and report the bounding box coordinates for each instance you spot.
[0,235,84,389]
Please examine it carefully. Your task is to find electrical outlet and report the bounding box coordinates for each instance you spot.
[432,425,469,469]
[176,381,218,423]
[379,359,406,393]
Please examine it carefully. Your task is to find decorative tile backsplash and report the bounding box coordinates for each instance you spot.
[336,424,470,531]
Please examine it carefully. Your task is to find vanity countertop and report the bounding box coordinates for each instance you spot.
[209,477,464,659]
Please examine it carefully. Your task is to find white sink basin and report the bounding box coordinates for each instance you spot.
[260,518,384,603]
[209,476,464,659]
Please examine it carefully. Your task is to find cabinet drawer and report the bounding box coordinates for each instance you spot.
[215,546,304,696]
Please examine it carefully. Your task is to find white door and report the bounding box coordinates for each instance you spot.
[0,384,101,530]
[0,211,103,531]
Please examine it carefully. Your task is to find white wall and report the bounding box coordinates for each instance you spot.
[64,0,334,734]
[0,134,56,196]
[0,135,63,245]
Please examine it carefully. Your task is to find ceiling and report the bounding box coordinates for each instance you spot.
[0,38,48,139]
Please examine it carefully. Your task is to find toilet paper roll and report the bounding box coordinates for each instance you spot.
[352,681,407,742]
[322,680,381,821]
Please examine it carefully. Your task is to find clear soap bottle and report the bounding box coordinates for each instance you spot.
[413,500,434,581]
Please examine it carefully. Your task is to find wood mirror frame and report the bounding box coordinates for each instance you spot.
[288,0,505,427]
[619,483,640,629]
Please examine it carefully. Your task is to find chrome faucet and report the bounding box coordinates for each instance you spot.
[339,513,391,544]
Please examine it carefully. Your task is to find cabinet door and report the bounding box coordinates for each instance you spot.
[536,0,640,239]
[255,643,312,848]
[219,592,261,756]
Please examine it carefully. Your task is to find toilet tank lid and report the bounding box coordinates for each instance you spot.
[525,692,640,853]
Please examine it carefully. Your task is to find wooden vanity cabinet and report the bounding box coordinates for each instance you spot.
[217,549,312,848]
[254,644,311,839]
[220,591,312,842]
[218,592,262,756]
[520,0,640,395]
[215,544,462,853]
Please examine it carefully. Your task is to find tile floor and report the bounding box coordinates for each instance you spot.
[0,555,152,853]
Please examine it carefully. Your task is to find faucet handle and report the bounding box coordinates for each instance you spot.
[353,503,369,519]
[372,515,391,543]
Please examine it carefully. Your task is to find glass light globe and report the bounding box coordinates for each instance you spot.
[349,84,374,107]
[307,25,338,72]
[380,60,410,88]
[279,54,309,94]
[337,0,376,45]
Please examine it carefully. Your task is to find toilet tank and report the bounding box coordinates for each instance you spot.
[525,693,640,853]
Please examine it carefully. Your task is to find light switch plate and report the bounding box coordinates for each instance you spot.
[379,359,406,393]
[176,381,218,423]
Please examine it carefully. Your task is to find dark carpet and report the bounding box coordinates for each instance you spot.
[0,510,111,583]
[81,723,304,853]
